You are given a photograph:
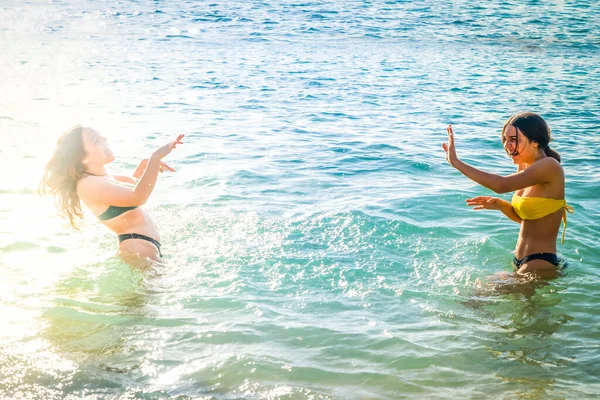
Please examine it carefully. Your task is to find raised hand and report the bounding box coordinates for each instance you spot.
[134,158,175,180]
[466,196,501,210]
[442,125,458,167]
[152,134,185,160]
[159,161,175,173]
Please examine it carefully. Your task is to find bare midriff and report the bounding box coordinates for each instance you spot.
[514,209,563,259]
[101,207,160,242]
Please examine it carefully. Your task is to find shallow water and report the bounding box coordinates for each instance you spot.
[1,0,600,398]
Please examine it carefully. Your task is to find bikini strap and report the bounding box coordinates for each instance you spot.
[561,204,575,244]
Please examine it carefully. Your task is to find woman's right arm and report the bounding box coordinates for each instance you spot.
[466,196,522,223]
[443,125,559,194]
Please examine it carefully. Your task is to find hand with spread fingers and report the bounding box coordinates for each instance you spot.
[466,196,501,211]
[152,134,185,160]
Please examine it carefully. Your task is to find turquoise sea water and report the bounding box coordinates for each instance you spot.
[1,0,600,398]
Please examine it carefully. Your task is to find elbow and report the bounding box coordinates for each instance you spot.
[492,180,510,194]
[131,194,148,206]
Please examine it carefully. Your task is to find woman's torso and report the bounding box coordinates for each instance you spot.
[77,176,160,241]
[513,163,565,258]
[100,207,160,240]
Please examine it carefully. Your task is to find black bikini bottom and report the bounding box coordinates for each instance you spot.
[118,233,162,257]
[512,252,566,270]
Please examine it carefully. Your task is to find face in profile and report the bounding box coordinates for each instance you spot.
[81,127,115,166]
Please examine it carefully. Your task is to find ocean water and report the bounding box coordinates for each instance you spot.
[1,0,600,398]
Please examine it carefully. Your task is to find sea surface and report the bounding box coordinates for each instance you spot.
[1,0,599,398]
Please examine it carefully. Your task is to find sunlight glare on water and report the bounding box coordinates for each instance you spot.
[1,0,600,398]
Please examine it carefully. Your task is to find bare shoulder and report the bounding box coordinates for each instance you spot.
[540,156,561,167]
[532,157,565,194]
[76,175,110,201]
[77,175,102,191]
[532,157,563,173]
[75,174,140,207]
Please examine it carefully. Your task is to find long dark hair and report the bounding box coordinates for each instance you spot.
[39,125,88,229]
[501,112,561,162]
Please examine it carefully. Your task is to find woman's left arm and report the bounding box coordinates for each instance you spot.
[443,125,560,193]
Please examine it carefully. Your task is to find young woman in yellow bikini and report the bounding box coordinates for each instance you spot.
[442,112,573,278]
[40,125,184,264]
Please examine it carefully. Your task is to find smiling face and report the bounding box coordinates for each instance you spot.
[502,125,542,165]
[81,127,115,167]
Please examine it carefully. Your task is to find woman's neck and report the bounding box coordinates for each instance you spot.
[84,164,108,176]
[533,149,547,163]
[522,149,547,166]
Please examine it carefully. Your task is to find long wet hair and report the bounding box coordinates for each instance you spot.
[39,125,88,229]
[501,112,561,162]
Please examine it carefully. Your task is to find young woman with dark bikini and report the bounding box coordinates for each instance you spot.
[442,113,573,278]
[40,125,184,264]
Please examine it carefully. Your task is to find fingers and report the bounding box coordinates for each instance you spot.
[465,200,485,210]
[465,201,484,210]
[466,196,489,202]
[173,134,185,145]
[466,199,485,206]
[443,125,455,156]
[466,196,497,210]
[160,161,175,172]
[156,160,176,172]
[153,134,185,161]
[447,124,454,145]
[167,134,185,149]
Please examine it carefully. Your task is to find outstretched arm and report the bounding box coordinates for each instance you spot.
[78,135,184,207]
[442,125,559,193]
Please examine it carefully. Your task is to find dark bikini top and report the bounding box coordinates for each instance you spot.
[83,173,138,221]
[97,205,138,221]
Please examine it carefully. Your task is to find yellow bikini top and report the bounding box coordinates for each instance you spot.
[511,193,574,243]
